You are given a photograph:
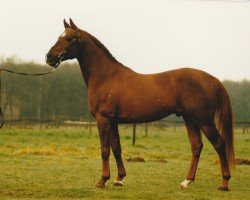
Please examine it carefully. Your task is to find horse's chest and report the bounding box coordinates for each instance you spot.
[88,92,118,117]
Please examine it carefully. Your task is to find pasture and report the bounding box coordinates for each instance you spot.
[0,125,249,199]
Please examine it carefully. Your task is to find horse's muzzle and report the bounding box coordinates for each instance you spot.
[46,53,62,68]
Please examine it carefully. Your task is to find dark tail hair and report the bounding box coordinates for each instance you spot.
[216,83,235,169]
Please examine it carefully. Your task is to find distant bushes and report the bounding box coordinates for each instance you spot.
[1,59,88,121]
[223,80,250,122]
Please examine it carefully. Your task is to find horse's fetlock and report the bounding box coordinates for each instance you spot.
[223,175,231,181]
[102,175,110,181]
[119,172,126,178]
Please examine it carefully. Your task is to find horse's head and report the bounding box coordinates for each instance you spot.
[46,19,84,68]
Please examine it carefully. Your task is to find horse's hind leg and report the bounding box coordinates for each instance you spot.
[200,121,231,191]
[110,123,126,186]
[180,116,203,188]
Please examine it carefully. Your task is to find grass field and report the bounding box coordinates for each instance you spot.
[0,125,249,199]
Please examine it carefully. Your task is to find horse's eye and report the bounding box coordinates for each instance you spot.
[65,36,72,42]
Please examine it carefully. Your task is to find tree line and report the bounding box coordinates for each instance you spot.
[1,59,88,121]
[0,59,249,122]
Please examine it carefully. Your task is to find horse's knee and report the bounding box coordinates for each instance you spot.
[192,143,203,157]
[101,148,110,160]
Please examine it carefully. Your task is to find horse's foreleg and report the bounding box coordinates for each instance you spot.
[110,123,126,186]
[201,122,231,191]
[96,117,112,188]
[180,116,203,188]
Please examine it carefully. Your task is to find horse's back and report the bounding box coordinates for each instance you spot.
[93,66,223,123]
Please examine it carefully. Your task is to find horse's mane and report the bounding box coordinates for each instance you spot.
[86,32,120,64]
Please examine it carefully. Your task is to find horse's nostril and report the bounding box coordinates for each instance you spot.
[46,53,53,61]
[46,53,55,65]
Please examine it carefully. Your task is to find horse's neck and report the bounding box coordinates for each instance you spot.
[77,42,121,89]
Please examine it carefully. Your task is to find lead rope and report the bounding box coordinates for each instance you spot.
[0,67,55,76]
[0,67,56,128]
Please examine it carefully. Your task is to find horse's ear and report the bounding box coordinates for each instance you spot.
[69,18,78,30]
[63,19,70,29]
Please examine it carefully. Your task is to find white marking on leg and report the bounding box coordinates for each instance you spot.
[179,179,193,188]
[114,180,123,186]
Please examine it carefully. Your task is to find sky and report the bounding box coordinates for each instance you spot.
[0,0,250,80]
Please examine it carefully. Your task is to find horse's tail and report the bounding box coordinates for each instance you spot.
[216,81,235,169]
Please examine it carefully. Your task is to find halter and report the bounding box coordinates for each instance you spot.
[54,28,81,68]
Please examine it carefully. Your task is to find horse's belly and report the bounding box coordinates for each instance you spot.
[117,105,172,124]
[116,89,176,123]
[117,114,171,124]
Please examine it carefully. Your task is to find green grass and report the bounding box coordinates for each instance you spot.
[0,126,249,199]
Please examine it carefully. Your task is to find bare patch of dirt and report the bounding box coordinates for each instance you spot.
[135,144,148,149]
[155,159,168,163]
[215,158,250,165]
[235,158,250,165]
[127,157,145,162]
[149,159,168,163]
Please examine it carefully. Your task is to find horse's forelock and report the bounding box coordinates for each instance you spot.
[59,28,77,38]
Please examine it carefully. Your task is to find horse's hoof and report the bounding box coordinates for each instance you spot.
[114,180,123,186]
[179,179,193,189]
[96,181,105,188]
[178,184,186,189]
[218,186,230,191]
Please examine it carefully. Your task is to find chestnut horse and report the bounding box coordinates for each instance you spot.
[46,19,234,191]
